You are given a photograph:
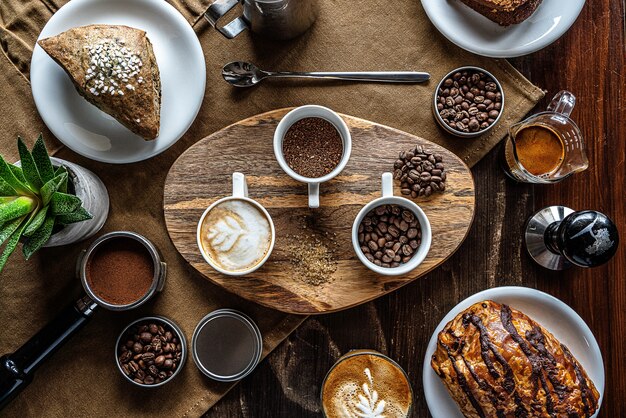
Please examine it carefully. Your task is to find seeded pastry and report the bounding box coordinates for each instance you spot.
[431,300,600,418]
[458,0,543,26]
[38,25,161,140]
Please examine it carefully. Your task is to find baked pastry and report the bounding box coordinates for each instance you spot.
[38,25,161,140]
[431,300,600,418]
[458,0,543,26]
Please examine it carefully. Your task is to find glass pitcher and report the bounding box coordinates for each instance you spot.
[501,91,588,184]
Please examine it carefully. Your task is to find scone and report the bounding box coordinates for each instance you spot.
[458,0,543,26]
[431,300,600,418]
[38,24,161,140]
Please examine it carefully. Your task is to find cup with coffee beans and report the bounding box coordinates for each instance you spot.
[352,173,432,276]
[273,105,352,208]
[116,316,187,387]
[197,172,276,276]
[433,66,504,138]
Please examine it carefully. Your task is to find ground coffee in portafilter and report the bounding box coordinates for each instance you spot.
[282,117,343,178]
[86,237,154,305]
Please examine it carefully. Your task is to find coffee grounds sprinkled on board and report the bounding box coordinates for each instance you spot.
[282,117,343,178]
[286,231,338,286]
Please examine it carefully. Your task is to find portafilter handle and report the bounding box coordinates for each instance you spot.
[0,295,97,410]
[544,210,619,267]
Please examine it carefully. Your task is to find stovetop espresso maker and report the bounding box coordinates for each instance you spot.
[205,0,319,40]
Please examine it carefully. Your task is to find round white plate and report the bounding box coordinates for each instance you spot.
[31,0,206,164]
[421,0,585,58]
[423,286,604,418]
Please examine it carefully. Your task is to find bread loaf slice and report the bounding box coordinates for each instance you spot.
[38,25,161,140]
[459,0,543,26]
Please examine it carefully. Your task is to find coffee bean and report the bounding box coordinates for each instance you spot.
[140,332,152,344]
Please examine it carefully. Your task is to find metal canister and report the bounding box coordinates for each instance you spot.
[191,309,263,382]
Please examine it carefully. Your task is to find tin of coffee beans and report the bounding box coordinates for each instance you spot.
[433,66,505,138]
[115,316,187,388]
[191,309,263,382]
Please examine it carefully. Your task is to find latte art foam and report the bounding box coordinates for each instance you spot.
[200,199,271,272]
[322,353,412,418]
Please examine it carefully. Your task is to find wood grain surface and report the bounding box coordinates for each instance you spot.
[164,109,475,314]
[203,0,625,416]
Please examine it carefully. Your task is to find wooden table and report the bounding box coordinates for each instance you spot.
[206,1,625,416]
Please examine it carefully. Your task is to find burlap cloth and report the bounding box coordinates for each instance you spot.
[0,0,543,416]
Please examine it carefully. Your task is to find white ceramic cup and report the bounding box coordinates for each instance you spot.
[352,173,432,276]
[196,172,276,276]
[273,105,352,208]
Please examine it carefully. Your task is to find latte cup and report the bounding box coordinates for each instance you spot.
[273,105,352,208]
[352,173,432,276]
[196,172,275,276]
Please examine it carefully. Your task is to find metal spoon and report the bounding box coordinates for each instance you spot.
[222,61,430,87]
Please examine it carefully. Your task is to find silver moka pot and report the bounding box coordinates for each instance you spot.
[205,0,319,40]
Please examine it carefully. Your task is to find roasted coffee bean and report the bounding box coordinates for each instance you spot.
[357,204,422,269]
[140,332,152,344]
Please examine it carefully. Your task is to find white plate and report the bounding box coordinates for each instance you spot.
[421,0,585,58]
[423,286,604,418]
[31,0,206,164]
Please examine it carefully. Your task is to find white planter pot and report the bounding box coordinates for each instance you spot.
[44,157,109,247]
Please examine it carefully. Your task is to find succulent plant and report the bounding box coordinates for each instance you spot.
[0,135,92,273]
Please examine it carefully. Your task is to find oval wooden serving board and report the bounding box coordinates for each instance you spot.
[164,109,475,314]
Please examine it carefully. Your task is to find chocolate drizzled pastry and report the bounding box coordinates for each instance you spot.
[431,300,600,418]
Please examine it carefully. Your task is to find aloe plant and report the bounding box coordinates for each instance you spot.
[0,135,92,273]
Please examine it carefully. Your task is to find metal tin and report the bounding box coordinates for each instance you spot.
[77,231,167,311]
[115,316,187,388]
[191,309,263,382]
[432,66,505,138]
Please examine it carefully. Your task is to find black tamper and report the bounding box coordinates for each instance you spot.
[525,206,619,270]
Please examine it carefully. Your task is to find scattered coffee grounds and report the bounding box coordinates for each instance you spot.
[287,229,338,286]
[282,117,343,178]
[86,237,154,305]
[118,320,183,385]
[394,145,446,198]
[514,125,565,176]
[358,204,421,268]
[436,69,502,133]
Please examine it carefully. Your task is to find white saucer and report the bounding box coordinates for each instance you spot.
[421,0,585,58]
[423,286,604,418]
[31,0,206,164]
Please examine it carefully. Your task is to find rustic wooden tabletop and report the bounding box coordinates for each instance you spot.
[206,1,625,416]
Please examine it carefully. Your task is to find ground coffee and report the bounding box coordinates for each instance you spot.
[86,237,154,305]
[282,117,343,178]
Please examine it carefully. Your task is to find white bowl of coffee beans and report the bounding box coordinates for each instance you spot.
[433,66,504,138]
[352,173,432,276]
[116,316,187,387]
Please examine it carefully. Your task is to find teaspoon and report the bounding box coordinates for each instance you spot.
[222,61,430,87]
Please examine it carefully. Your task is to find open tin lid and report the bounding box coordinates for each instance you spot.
[191,309,263,382]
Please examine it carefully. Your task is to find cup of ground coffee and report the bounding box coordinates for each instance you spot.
[321,349,414,418]
[273,105,352,208]
[352,173,432,276]
[197,172,275,276]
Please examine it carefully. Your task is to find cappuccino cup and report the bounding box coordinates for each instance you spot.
[197,172,275,276]
[321,349,414,418]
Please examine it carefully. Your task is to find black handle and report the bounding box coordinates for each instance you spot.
[545,210,619,267]
[0,295,97,410]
